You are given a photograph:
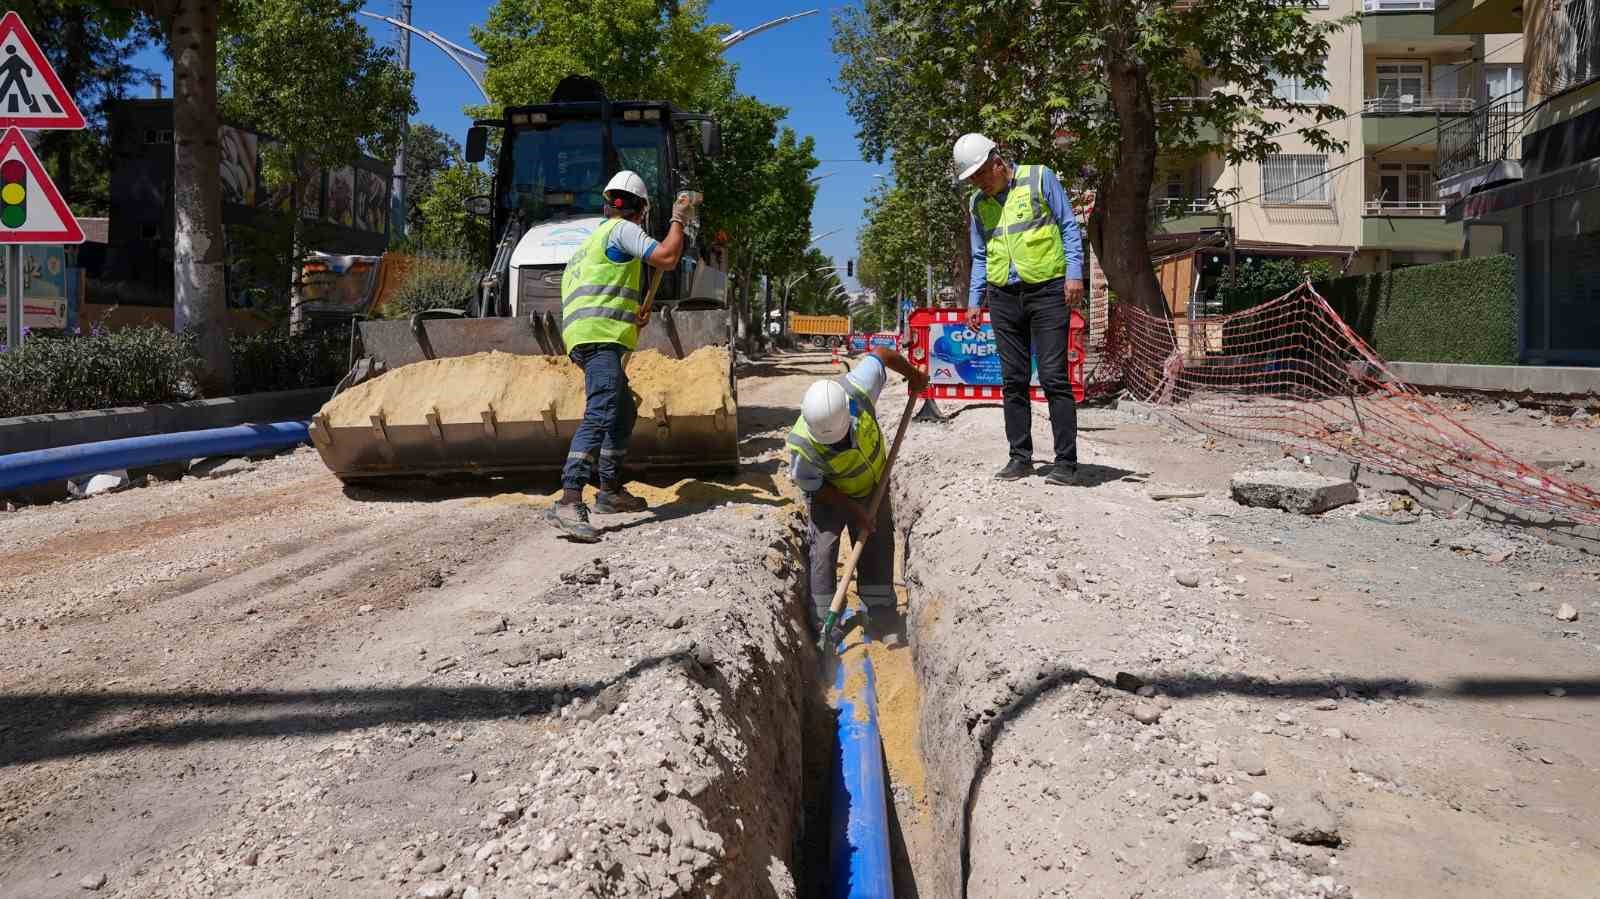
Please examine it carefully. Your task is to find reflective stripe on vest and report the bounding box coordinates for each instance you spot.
[560,218,644,352]
[972,163,1067,285]
[787,375,886,500]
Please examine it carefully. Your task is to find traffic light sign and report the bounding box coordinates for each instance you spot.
[0,127,82,243]
[847,259,853,278]
[1,158,24,228]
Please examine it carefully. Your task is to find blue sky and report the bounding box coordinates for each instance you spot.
[130,2,872,291]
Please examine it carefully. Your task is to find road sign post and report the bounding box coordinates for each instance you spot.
[0,13,85,352]
[5,243,18,350]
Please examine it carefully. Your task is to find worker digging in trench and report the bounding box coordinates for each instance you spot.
[789,347,929,632]
[547,171,699,543]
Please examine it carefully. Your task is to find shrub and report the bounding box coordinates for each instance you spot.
[1323,254,1518,365]
[1217,256,1338,313]
[381,255,480,320]
[0,327,201,418]
[230,327,349,394]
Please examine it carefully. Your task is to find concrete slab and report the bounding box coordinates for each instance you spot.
[1230,469,1360,515]
[1387,362,1600,399]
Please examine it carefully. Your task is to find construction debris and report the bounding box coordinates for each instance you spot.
[1230,469,1359,515]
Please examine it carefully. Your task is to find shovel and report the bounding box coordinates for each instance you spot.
[816,390,919,654]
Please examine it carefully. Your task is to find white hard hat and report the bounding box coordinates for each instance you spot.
[603,170,650,207]
[953,132,997,181]
[801,380,851,444]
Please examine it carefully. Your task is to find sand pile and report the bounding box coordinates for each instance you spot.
[320,346,733,428]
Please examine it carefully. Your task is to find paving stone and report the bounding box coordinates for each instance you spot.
[1230,470,1359,515]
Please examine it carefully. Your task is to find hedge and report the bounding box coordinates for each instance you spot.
[230,328,347,395]
[1322,254,1518,365]
[0,325,347,419]
[0,326,201,418]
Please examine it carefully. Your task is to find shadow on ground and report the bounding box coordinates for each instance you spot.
[0,651,711,769]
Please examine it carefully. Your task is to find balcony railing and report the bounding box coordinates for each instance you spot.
[1363,0,1434,10]
[1363,200,1446,216]
[1157,96,1209,113]
[1438,98,1529,181]
[1361,95,1476,115]
[1153,198,1220,217]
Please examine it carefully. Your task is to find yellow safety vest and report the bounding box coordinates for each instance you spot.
[787,376,887,501]
[971,163,1067,285]
[560,218,643,352]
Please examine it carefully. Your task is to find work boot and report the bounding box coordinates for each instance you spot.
[594,485,648,514]
[1044,462,1079,486]
[546,501,600,543]
[994,459,1032,480]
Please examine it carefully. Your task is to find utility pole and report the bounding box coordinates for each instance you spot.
[390,0,412,242]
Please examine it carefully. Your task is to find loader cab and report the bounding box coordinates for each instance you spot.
[465,76,724,320]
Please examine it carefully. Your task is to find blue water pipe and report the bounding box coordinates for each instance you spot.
[828,621,895,899]
[0,421,310,492]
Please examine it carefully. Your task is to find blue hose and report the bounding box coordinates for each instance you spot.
[828,629,894,898]
[0,421,310,491]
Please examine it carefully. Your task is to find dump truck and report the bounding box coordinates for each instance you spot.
[309,76,738,482]
[788,313,850,349]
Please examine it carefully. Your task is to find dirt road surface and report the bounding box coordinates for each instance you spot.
[3,350,1598,898]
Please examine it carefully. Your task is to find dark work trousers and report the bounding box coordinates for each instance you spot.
[805,490,896,626]
[561,343,638,491]
[987,278,1078,466]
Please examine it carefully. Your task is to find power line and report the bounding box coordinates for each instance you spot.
[1210,83,1535,214]
[1205,35,1527,147]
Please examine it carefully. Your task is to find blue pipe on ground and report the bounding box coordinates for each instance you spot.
[828,625,895,899]
[0,421,310,492]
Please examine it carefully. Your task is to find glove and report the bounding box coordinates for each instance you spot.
[671,192,700,228]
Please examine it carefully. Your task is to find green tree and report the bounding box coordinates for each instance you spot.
[417,158,493,260]
[834,0,1352,316]
[473,0,728,109]
[857,182,931,306]
[219,0,414,299]
[401,123,460,239]
[12,1,152,215]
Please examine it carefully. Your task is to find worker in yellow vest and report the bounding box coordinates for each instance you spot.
[788,347,927,629]
[954,133,1084,486]
[547,171,697,543]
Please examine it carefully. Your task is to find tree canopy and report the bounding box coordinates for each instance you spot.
[834,0,1354,314]
[473,0,728,109]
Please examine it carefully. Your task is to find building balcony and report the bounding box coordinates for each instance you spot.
[1363,109,1462,148]
[1364,1,1476,55]
[1156,97,1221,145]
[1152,198,1229,234]
[1436,99,1528,198]
[1361,209,1462,250]
[1434,0,1520,36]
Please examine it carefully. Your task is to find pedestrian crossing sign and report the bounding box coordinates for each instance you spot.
[0,128,83,243]
[0,12,86,131]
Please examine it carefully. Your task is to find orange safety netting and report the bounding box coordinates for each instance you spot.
[1119,284,1600,527]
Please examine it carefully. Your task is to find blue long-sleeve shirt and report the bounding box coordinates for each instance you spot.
[967,165,1084,309]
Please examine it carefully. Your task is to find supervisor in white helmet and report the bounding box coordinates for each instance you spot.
[953,132,1084,486]
[788,347,928,629]
[547,170,698,543]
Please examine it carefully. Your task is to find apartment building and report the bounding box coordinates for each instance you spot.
[1440,0,1600,363]
[1152,0,1521,296]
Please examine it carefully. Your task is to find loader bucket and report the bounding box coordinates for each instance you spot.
[309,307,739,481]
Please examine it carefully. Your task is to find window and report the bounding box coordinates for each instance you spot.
[1377,162,1435,204]
[1262,154,1331,204]
[1164,171,1188,200]
[1375,60,1428,103]
[1271,65,1328,103]
[1483,64,1524,108]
